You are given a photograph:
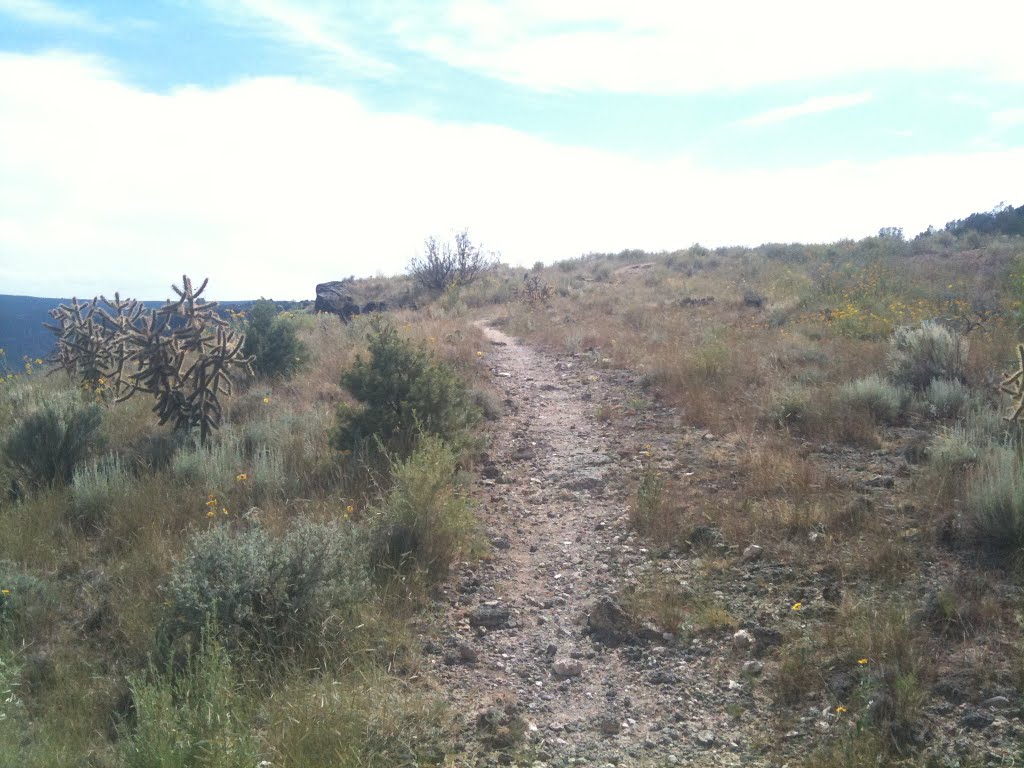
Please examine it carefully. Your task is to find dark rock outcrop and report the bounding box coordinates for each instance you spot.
[314,281,361,321]
[314,283,389,322]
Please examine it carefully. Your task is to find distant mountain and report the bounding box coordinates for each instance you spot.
[0,295,306,368]
[0,295,70,367]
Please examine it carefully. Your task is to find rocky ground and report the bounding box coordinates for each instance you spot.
[417,325,1023,767]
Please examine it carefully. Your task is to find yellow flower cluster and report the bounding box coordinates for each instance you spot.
[205,494,229,518]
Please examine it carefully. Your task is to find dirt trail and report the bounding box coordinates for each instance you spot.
[422,325,774,767]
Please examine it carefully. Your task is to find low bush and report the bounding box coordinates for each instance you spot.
[370,436,473,580]
[963,446,1024,554]
[888,321,967,390]
[263,671,453,767]
[70,454,131,531]
[332,322,480,456]
[163,520,371,660]
[4,401,102,488]
[923,377,972,419]
[837,374,908,424]
[242,299,308,380]
[0,561,55,644]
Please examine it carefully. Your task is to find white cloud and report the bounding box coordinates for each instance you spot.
[386,0,1024,93]
[992,108,1024,128]
[1,52,1022,299]
[203,0,396,78]
[0,0,101,29]
[735,91,873,127]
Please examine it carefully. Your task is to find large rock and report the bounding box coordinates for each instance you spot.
[314,281,361,320]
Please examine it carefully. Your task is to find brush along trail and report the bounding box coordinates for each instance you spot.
[420,324,791,767]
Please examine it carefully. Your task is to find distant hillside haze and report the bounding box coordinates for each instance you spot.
[0,295,288,366]
[0,294,70,366]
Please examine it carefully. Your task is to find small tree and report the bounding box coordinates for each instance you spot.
[407,230,497,291]
[331,321,480,455]
[242,299,307,379]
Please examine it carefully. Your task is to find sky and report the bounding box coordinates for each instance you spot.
[1,1,1023,299]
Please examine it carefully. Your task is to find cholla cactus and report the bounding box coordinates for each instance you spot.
[999,343,1024,421]
[46,276,253,443]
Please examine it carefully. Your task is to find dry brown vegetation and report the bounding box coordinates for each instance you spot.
[488,232,1024,764]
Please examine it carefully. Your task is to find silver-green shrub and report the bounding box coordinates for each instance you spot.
[71,454,130,531]
[924,378,972,419]
[888,321,967,390]
[838,374,909,424]
[164,520,371,659]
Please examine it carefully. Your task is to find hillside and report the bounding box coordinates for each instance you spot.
[2,225,1024,767]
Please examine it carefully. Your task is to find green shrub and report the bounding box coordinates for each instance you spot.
[888,321,967,390]
[163,520,371,659]
[964,446,1024,553]
[121,630,257,768]
[332,322,480,455]
[4,401,102,488]
[838,374,908,424]
[370,435,473,579]
[242,299,308,380]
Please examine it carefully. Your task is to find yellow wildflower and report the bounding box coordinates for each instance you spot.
[263,396,270,404]
[857,658,868,665]
[1,588,10,595]
[476,351,484,357]
[34,358,43,365]
[206,510,216,518]
[222,507,229,516]
[236,473,248,482]
[791,602,802,611]
[835,705,846,713]
[206,499,217,507]
[345,505,354,514]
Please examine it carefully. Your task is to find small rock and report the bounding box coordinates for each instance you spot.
[695,730,716,747]
[470,604,511,629]
[742,660,763,676]
[865,474,895,489]
[586,597,637,646]
[732,629,754,652]
[983,695,1011,709]
[741,544,764,563]
[512,446,537,461]
[491,536,511,550]
[457,643,478,664]
[596,716,621,735]
[961,710,994,729]
[552,658,583,678]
